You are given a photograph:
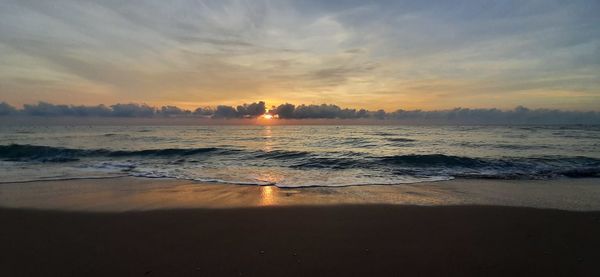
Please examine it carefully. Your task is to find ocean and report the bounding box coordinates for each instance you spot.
[1,125,599,187]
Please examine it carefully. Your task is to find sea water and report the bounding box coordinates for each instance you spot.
[0,125,599,187]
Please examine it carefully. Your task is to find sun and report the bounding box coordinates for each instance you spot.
[262,114,273,120]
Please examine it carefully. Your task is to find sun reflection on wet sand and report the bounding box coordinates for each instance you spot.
[259,186,276,206]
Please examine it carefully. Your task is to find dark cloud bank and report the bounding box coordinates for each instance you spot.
[1,101,599,125]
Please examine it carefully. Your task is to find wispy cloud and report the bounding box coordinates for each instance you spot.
[1,0,598,110]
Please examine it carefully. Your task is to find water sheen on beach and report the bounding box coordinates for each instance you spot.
[1,125,599,187]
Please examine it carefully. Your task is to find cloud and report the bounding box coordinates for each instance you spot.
[109,103,156,117]
[212,105,239,119]
[0,1,598,110]
[21,102,112,116]
[236,101,266,117]
[159,106,191,117]
[276,103,369,119]
[23,102,76,116]
[0,102,17,115]
[3,101,599,124]
[388,106,600,125]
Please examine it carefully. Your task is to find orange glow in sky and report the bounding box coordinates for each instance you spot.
[1,1,598,111]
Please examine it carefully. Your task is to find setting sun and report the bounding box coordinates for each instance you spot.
[262,114,273,120]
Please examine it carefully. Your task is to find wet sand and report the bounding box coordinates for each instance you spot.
[1,177,599,211]
[1,205,599,276]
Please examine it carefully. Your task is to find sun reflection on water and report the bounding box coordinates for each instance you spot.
[262,125,273,152]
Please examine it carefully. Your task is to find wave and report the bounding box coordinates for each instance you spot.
[290,156,360,169]
[253,150,311,159]
[386,138,416,142]
[107,148,223,157]
[1,144,599,180]
[0,144,225,162]
[379,154,486,167]
[378,154,600,178]
[378,154,600,167]
[129,171,451,188]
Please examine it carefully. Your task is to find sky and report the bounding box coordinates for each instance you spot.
[0,0,599,111]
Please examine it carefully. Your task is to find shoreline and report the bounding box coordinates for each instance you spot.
[1,177,599,211]
[2,204,599,276]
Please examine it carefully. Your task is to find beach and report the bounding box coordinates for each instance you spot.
[1,177,600,276]
[1,204,599,276]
